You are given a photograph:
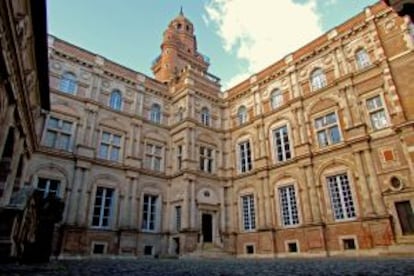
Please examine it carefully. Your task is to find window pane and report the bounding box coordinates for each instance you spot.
[99,144,109,159]
[329,126,341,144]
[48,117,59,129]
[102,132,111,142]
[59,134,71,150]
[45,131,57,147]
[62,121,72,132]
[112,135,121,146]
[110,148,120,161]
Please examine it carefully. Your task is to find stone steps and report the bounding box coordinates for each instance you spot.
[181,243,234,259]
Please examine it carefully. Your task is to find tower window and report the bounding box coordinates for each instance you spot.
[177,23,182,30]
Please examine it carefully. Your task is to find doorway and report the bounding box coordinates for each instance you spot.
[202,213,213,242]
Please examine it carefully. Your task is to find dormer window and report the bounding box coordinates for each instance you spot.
[177,23,182,30]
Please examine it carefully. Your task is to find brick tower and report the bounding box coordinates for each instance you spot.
[151,8,209,83]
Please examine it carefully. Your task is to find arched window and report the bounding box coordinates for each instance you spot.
[201,107,210,126]
[150,103,161,124]
[270,89,283,109]
[355,48,371,69]
[310,68,327,91]
[237,106,248,125]
[109,90,122,111]
[59,72,77,94]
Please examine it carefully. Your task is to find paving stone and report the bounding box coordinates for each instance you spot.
[1,257,414,276]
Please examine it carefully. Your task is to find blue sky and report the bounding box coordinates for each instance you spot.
[47,0,378,89]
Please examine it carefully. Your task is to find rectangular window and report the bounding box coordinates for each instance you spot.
[37,178,60,198]
[145,144,163,171]
[92,187,114,228]
[273,126,291,162]
[279,185,299,226]
[98,131,121,161]
[142,194,158,231]
[327,174,356,221]
[395,201,414,235]
[315,112,341,147]
[176,206,181,231]
[241,194,256,231]
[366,95,388,130]
[239,141,252,173]
[177,145,183,170]
[343,238,356,250]
[44,117,73,151]
[199,146,213,173]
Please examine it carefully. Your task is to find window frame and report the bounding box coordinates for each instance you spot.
[91,186,115,229]
[36,177,60,199]
[355,48,371,70]
[199,145,214,173]
[141,194,160,232]
[237,140,253,173]
[365,94,389,131]
[326,173,357,222]
[201,107,210,126]
[109,90,122,111]
[237,105,248,125]
[270,89,283,109]
[98,130,123,162]
[144,142,164,172]
[42,114,75,152]
[272,124,292,163]
[240,193,256,231]
[278,184,300,227]
[150,103,162,124]
[313,111,342,148]
[59,71,77,94]
[310,68,327,91]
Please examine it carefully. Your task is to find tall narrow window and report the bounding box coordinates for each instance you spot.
[355,48,371,69]
[395,201,414,235]
[273,125,291,162]
[59,72,77,94]
[145,144,163,171]
[310,68,327,91]
[199,146,213,173]
[44,116,73,151]
[238,140,252,173]
[177,145,183,170]
[270,89,283,109]
[237,106,247,125]
[366,95,388,130]
[201,107,210,126]
[150,103,162,124]
[109,90,122,111]
[37,178,60,198]
[92,187,114,228]
[98,131,122,161]
[176,206,182,231]
[327,174,356,221]
[315,112,341,147]
[279,185,299,226]
[241,194,256,231]
[142,194,158,231]
[177,107,184,122]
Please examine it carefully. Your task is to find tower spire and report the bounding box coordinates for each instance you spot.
[180,6,183,16]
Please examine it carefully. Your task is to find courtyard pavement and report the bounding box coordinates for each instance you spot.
[1,257,414,276]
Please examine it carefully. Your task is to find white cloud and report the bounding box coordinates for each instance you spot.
[204,0,323,89]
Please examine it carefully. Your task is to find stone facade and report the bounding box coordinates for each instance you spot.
[24,2,414,258]
[0,0,50,259]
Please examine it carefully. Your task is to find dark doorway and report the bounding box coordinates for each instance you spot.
[173,237,180,255]
[202,213,212,242]
[395,201,414,235]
